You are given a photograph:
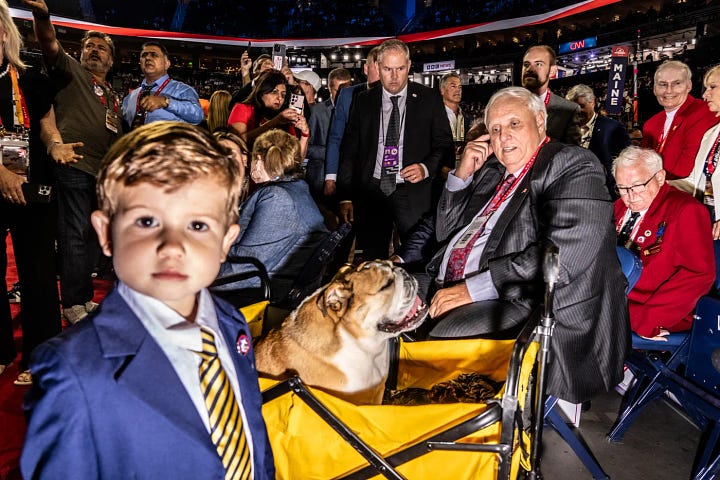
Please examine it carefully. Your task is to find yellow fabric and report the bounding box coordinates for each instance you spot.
[239,300,269,338]
[259,337,539,479]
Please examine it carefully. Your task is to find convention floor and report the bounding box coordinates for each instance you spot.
[541,389,700,480]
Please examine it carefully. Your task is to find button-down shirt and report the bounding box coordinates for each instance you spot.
[118,282,256,468]
[121,74,204,127]
[374,86,408,182]
[445,104,466,142]
[580,112,597,149]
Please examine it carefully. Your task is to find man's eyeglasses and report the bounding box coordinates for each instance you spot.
[614,170,661,196]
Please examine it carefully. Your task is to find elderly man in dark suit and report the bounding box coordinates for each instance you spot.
[339,39,454,259]
[521,45,581,145]
[566,83,630,198]
[425,86,629,403]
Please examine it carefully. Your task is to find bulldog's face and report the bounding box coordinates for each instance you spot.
[316,260,428,340]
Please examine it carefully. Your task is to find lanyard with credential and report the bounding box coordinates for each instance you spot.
[92,77,119,113]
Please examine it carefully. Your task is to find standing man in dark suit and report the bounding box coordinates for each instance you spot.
[521,45,581,145]
[566,83,630,197]
[425,86,628,403]
[339,39,454,259]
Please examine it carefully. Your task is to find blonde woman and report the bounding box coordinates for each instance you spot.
[215,129,327,302]
[207,89,231,132]
[680,64,720,239]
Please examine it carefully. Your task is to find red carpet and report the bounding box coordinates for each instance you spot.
[0,236,113,480]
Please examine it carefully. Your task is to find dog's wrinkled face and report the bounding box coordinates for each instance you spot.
[318,260,428,339]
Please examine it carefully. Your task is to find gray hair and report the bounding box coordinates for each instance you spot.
[377,39,410,64]
[612,146,663,178]
[484,86,547,130]
[566,84,595,103]
[439,72,461,89]
[654,60,692,84]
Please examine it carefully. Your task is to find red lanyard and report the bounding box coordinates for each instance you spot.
[543,90,552,107]
[704,131,720,177]
[134,77,171,114]
[486,136,550,213]
[92,77,118,113]
[655,115,675,155]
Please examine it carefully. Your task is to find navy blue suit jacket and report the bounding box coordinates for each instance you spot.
[21,288,275,480]
[588,115,630,197]
[325,83,366,178]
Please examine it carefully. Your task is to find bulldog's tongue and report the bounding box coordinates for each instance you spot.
[404,295,423,320]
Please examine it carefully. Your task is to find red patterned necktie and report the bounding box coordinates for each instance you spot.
[444,174,516,283]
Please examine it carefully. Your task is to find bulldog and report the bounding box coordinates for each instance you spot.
[254,260,428,404]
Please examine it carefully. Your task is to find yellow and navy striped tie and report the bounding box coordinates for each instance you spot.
[198,327,252,480]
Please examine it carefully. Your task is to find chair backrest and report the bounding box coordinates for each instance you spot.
[616,245,642,294]
[281,223,353,309]
[714,239,720,291]
[685,296,720,396]
[210,255,272,300]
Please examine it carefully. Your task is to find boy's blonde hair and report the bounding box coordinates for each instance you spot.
[97,121,242,224]
[252,129,303,179]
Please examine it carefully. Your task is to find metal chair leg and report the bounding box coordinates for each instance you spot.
[544,396,610,480]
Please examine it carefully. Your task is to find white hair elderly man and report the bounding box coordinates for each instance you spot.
[642,60,719,179]
[425,86,629,404]
[613,146,714,340]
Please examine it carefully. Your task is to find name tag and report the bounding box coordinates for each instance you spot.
[454,214,490,249]
[382,145,399,168]
[105,110,120,134]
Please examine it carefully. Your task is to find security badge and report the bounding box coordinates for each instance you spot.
[382,146,399,168]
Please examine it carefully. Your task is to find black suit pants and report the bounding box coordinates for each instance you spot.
[354,179,432,260]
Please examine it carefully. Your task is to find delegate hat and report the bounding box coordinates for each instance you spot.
[294,70,321,92]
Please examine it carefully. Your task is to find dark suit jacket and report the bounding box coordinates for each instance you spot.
[614,183,714,337]
[430,142,630,403]
[641,95,719,179]
[21,289,275,480]
[326,83,366,178]
[547,92,581,145]
[589,115,631,196]
[338,81,454,201]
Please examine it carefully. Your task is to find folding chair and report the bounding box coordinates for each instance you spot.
[278,222,352,309]
[609,297,720,479]
[609,296,720,480]
[608,243,719,442]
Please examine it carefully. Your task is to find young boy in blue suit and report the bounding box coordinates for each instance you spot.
[21,122,275,479]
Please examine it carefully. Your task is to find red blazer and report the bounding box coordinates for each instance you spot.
[614,183,715,337]
[642,95,719,179]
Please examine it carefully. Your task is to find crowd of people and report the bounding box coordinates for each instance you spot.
[2,0,720,477]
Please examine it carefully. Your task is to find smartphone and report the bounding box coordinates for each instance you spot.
[272,43,286,70]
[289,93,305,114]
[21,182,52,204]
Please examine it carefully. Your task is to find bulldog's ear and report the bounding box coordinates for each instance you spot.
[324,282,351,317]
[331,263,354,281]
